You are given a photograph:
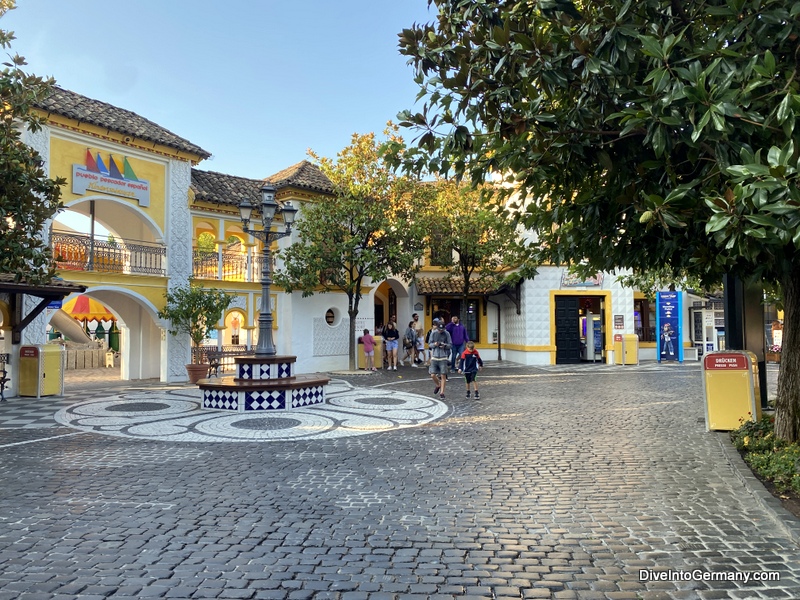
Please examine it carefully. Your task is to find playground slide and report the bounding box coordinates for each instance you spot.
[50,309,93,344]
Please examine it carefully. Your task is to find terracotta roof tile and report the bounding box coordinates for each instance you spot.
[0,273,86,296]
[264,160,333,194]
[34,86,211,159]
[415,276,497,295]
[191,169,264,207]
[191,160,334,208]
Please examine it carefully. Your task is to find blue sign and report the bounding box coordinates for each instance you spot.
[47,299,62,309]
[656,291,683,362]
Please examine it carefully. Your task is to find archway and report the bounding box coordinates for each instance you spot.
[374,279,411,331]
[49,288,163,382]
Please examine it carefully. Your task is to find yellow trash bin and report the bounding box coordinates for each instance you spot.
[703,351,761,431]
[614,334,639,365]
[19,345,65,398]
[622,334,639,365]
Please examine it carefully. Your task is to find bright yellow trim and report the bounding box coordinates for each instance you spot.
[640,342,657,348]
[502,344,556,352]
[0,299,9,329]
[549,290,613,365]
[634,291,647,300]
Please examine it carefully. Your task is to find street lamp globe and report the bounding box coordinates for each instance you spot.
[259,184,279,222]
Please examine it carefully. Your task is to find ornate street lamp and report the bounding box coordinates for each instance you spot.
[239,184,297,356]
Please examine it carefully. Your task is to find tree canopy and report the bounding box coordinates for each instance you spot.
[158,280,235,361]
[0,1,64,283]
[423,178,535,305]
[275,130,430,370]
[397,0,800,440]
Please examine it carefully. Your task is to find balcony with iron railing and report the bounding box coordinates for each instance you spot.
[52,231,167,276]
[192,250,271,282]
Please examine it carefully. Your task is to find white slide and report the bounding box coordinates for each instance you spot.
[50,309,93,343]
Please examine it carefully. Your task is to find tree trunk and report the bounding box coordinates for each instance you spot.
[348,307,358,372]
[774,266,800,442]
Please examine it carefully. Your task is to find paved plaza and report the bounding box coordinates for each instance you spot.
[0,361,798,599]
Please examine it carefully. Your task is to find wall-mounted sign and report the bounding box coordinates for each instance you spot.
[561,271,604,287]
[614,315,624,329]
[73,149,150,207]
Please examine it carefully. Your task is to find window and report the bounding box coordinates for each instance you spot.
[634,299,656,342]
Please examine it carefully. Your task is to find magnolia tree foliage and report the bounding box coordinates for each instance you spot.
[0,1,64,283]
[274,130,430,371]
[157,280,235,362]
[397,0,800,441]
[423,178,535,307]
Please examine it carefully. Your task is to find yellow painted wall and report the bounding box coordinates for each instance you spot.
[58,271,167,310]
[50,136,168,231]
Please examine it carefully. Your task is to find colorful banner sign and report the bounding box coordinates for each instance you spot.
[561,270,604,287]
[656,291,683,362]
[72,150,150,207]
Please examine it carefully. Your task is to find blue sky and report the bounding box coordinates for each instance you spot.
[3,0,434,179]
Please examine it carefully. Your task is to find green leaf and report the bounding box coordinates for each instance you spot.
[706,214,733,233]
[776,94,791,123]
[745,214,783,228]
[763,50,776,75]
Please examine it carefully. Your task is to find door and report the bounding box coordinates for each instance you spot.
[555,296,581,364]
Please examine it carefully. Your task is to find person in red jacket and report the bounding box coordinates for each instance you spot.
[458,341,483,399]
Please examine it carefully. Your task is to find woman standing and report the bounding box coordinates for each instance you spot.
[383,321,400,370]
[401,320,417,366]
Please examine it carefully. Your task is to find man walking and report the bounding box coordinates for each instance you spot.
[446,315,469,373]
[428,319,452,399]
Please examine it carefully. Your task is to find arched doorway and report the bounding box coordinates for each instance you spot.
[49,289,163,383]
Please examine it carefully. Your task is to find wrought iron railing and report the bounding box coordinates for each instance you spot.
[52,231,166,276]
[221,251,248,281]
[192,345,254,373]
[192,251,272,282]
[192,250,219,280]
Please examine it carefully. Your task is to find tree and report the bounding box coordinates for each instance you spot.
[616,267,708,301]
[0,1,65,284]
[158,280,235,364]
[274,130,429,371]
[396,1,800,441]
[424,178,535,310]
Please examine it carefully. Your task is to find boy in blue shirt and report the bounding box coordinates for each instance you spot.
[458,341,483,399]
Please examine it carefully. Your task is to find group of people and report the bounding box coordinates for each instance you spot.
[360,313,483,400]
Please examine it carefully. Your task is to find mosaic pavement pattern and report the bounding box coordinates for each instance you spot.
[53,379,448,442]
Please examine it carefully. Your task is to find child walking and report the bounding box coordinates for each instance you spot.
[458,341,483,399]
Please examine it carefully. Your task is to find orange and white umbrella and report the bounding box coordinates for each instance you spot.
[61,295,116,322]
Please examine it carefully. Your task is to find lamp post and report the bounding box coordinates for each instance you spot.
[239,184,297,357]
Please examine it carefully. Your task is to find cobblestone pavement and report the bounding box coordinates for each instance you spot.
[0,362,797,599]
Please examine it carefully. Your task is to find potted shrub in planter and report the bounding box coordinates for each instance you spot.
[158,280,235,383]
[766,344,782,364]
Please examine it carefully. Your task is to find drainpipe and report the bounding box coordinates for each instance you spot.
[487,298,502,361]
